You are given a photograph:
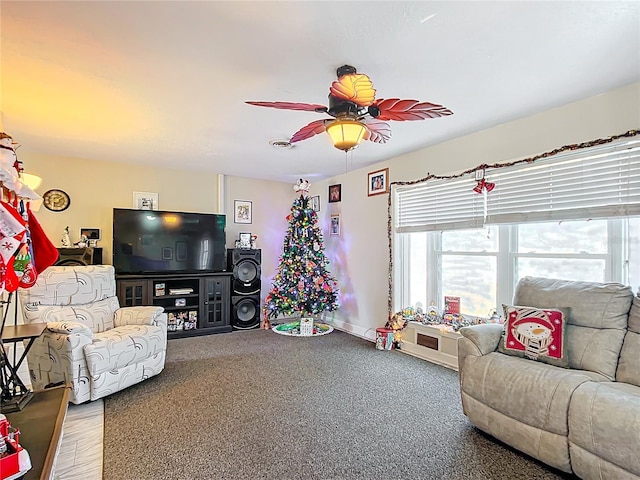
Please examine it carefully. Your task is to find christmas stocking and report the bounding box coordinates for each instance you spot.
[14,202,38,288]
[27,207,58,273]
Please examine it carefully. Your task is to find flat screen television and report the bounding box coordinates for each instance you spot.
[113,208,226,275]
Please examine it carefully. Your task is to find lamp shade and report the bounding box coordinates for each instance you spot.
[326,119,367,151]
[21,173,43,190]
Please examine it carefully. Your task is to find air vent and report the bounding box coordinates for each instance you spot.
[269,139,293,149]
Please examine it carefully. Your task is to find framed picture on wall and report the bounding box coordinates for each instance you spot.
[368,168,389,196]
[234,200,252,224]
[328,184,341,203]
[310,195,320,212]
[330,214,341,236]
[133,191,159,210]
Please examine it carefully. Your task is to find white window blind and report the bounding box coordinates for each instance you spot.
[395,177,485,232]
[395,138,640,233]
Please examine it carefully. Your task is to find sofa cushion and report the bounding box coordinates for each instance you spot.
[617,293,640,387]
[498,305,568,367]
[22,297,119,333]
[84,324,167,376]
[460,352,608,437]
[569,381,640,478]
[513,276,633,380]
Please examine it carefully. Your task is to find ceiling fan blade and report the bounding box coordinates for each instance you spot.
[373,98,454,121]
[246,101,327,113]
[329,73,376,107]
[363,119,392,144]
[290,120,330,143]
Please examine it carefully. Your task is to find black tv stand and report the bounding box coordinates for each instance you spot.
[116,272,233,338]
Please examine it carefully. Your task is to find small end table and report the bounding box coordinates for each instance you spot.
[1,322,47,412]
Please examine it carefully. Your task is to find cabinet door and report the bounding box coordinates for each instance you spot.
[201,276,230,328]
[117,280,151,306]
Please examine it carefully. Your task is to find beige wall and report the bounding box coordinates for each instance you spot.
[316,82,640,339]
[22,155,224,263]
[19,155,294,291]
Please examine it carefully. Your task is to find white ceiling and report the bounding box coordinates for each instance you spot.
[2,1,639,184]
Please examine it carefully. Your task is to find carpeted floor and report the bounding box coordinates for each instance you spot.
[103,329,575,480]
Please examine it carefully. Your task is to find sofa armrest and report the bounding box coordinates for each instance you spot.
[459,324,504,355]
[46,321,94,338]
[27,327,94,404]
[457,324,504,382]
[114,306,168,330]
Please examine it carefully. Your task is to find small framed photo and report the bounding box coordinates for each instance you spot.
[162,247,173,260]
[175,298,186,307]
[328,184,341,203]
[330,214,341,236]
[310,195,320,212]
[234,200,252,224]
[368,168,389,197]
[133,191,159,210]
[80,228,100,240]
[239,232,252,248]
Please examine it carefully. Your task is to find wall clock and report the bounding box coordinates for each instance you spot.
[43,189,71,212]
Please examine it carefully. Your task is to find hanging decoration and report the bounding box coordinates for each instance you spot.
[472,169,495,222]
[472,178,495,194]
[385,129,640,318]
[0,132,57,293]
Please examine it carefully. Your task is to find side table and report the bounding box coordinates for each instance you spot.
[1,323,46,412]
[5,385,70,480]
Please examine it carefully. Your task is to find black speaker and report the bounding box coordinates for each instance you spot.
[228,249,261,295]
[231,295,261,330]
[55,247,103,266]
[227,249,261,330]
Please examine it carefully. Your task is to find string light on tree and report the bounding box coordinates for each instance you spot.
[263,179,339,328]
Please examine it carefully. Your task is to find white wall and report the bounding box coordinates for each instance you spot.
[316,82,640,339]
[223,174,295,301]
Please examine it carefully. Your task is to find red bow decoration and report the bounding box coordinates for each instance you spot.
[473,178,495,194]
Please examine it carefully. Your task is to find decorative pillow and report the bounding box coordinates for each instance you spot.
[497,305,569,368]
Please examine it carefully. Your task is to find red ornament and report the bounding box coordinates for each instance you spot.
[473,178,495,194]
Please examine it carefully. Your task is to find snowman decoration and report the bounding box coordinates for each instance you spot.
[508,308,558,360]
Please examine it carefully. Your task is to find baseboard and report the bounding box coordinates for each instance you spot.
[319,316,376,342]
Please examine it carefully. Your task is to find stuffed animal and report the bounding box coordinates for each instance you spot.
[293,178,311,195]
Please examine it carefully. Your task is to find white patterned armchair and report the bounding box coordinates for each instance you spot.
[18,265,167,404]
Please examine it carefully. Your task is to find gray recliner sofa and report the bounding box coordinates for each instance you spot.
[457,276,640,480]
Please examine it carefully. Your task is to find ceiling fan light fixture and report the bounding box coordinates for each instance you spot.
[326,118,367,151]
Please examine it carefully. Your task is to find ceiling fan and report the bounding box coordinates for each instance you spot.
[246,65,453,152]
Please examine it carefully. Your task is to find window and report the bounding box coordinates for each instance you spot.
[403,218,638,317]
[394,137,640,317]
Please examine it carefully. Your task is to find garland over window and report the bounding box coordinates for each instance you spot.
[386,129,640,315]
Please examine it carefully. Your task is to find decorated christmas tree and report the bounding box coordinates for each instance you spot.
[263,180,339,326]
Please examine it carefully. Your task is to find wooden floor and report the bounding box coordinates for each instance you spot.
[54,399,104,480]
[11,343,104,480]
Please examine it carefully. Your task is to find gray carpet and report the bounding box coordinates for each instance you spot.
[103,329,575,480]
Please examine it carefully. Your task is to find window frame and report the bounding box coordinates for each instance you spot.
[397,218,633,316]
